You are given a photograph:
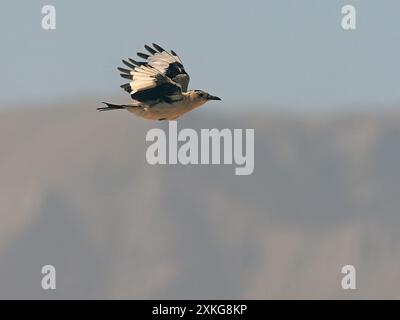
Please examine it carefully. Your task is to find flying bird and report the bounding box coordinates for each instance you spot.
[98,43,221,120]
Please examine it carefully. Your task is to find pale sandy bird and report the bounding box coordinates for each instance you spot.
[98,43,221,120]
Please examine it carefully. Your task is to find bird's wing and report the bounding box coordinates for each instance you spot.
[121,43,190,92]
[118,64,182,103]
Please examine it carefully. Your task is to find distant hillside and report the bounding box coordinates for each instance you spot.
[0,105,400,299]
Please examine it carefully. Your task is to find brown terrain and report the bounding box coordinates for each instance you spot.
[0,103,399,299]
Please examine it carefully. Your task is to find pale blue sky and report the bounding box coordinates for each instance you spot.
[1,0,400,110]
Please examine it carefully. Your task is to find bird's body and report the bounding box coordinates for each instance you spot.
[98,43,221,120]
[125,91,208,120]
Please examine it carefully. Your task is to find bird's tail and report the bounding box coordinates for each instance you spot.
[97,102,127,111]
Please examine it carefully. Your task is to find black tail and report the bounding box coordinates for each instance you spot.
[97,102,126,112]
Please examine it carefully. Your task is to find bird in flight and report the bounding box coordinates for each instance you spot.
[98,43,221,120]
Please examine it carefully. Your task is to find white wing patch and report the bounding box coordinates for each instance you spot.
[130,65,180,94]
[129,65,162,93]
[148,51,180,74]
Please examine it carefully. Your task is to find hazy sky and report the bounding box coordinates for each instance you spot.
[1,0,400,110]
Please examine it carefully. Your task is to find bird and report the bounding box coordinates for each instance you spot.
[98,43,221,120]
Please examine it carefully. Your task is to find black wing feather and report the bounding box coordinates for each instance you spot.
[152,43,166,53]
[131,82,180,103]
[117,67,131,74]
[122,59,136,69]
[137,52,149,59]
[144,44,157,55]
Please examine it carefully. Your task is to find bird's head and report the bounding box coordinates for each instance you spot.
[192,90,221,103]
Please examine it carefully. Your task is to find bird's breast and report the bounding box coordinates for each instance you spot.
[126,98,204,120]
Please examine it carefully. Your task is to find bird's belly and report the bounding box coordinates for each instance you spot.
[126,101,196,120]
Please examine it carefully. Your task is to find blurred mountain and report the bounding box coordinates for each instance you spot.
[0,103,400,299]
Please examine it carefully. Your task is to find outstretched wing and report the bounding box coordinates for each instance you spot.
[118,64,182,103]
[120,43,190,92]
